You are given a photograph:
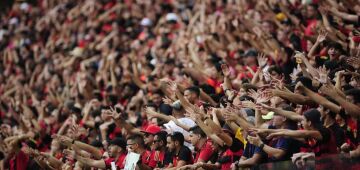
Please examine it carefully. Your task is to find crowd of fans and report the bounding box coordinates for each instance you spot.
[1,0,360,169]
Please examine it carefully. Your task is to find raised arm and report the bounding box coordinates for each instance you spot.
[297,82,341,114]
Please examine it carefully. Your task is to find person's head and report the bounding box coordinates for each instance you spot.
[127,135,145,153]
[272,114,287,129]
[184,86,200,104]
[306,4,318,19]
[327,42,343,60]
[167,132,184,151]
[268,65,283,80]
[141,124,161,146]
[153,131,168,151]
[302,109,322,130]
[189,126,206,147]
[243,50,258,66]
[317,104,337,122]
[108,138,126,157]
[345,88,360,106]
[151,89,164,106]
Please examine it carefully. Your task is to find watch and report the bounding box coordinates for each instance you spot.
[259,143,265,150]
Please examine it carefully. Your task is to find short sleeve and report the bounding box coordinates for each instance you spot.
[178,147,191,162]
[275,137,290,151]
[163,151,173,166]
[197,142,214,162]
[104,158,115,169]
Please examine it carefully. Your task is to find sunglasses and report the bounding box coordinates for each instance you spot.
[153,140,161,144]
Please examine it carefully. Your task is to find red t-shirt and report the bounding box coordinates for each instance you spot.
[194,139,214,162]
[10,150,29,170]
[220,149,243,170]
[141,150,152,165]
[148,150,165,168]
[104,152,127,169]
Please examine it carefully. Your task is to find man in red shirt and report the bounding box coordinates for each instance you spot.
[189,126,214,163]
[148,131,172,168]
[140,124,161,150]
[126,135,152,170]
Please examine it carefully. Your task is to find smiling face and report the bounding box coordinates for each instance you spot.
[144,133,155,146]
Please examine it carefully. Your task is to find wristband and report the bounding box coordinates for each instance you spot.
[259,143,265,150]
[72,140,75,144]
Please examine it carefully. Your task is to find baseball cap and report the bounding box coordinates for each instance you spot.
[140,18,152,27]
[262,111,275,120]
[141,124,161,135]
[171,100,182,110]
[244,49,258,58]
[166,13,178,22]
[109,138,126,149]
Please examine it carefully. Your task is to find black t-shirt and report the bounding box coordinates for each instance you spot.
[174,145,193,165]
[328,123,345,147]
[162,151,173,167]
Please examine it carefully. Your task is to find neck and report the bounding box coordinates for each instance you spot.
[175,146,181,154]
[136,147,146,154]
[196,138,206,150]
[173,112,184,119]
[323,116,335,127]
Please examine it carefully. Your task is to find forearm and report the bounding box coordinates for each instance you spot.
[75,155,105,169]
[74,141,102,159]
[308,42,319,58]
[262,145,285,159]
[302,87,341,113]
[274,90,314,105]
[199,90,217,106]
[198,163,220,170]
[270,107,303,122]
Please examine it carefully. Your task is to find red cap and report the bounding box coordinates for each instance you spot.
[141,124,161,135]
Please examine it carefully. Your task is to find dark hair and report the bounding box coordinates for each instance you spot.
[327,42,343,53]
[303,109,322,129]
[296,76,313,91]
[169,132,185,146]
[152,89,164,96]
[189,126,206,138]
[127,134,145,147]
[268,65,283,75]
[345,88,360,104]
[185,86,200,97]
[199,84,215,95]
[155,131,168,145]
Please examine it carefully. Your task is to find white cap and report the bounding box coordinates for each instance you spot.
[165,13,178,22]
[140,18,152,26]
[20,3,30,11]
[70,47,84,57]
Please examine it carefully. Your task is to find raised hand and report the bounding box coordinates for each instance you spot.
[315,66,329,84]
[347,57,360,69]
[162,97,174,105]
[295,81,305,92]
[257,53,267,68]
[316,29,328,43]
[319,84,337,97]
[221,64,231,77]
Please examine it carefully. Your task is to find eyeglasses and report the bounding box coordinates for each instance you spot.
[144,133,153,137]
